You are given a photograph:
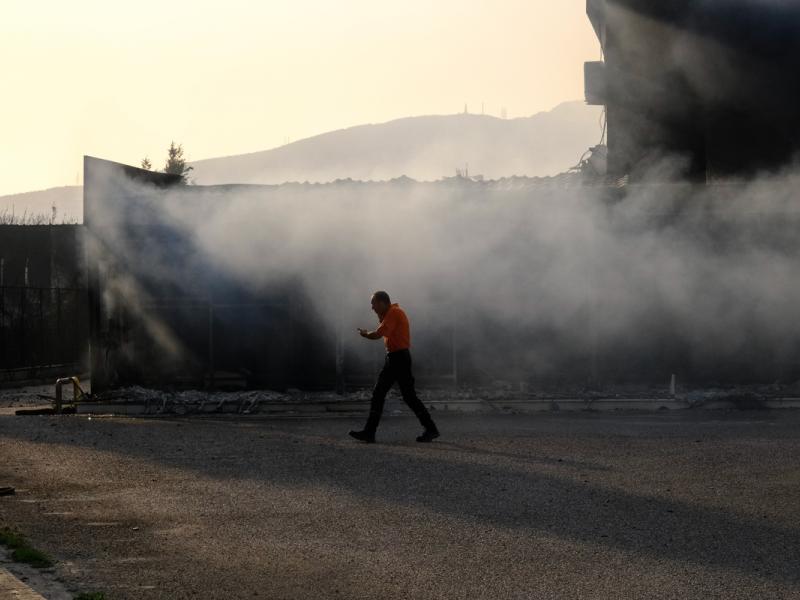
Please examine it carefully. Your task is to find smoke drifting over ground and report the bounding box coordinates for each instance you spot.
[86,159,800,387]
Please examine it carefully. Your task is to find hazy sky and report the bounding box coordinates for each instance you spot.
[1,1,598,196]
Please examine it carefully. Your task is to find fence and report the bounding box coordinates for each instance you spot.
[0,286,88,377]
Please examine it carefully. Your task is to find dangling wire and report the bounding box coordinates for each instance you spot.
[599,107,607,146]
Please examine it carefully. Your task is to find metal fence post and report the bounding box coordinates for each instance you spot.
[19,287,26,367]
[38,287,44,366]
[335,308,345,394]
[452,320,458,388]
[0,286,4,367]
[208,301,215,390]
[56,287,62,364]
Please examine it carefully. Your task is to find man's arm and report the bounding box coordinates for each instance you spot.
[357,328,383,340]
[359,312,394,341]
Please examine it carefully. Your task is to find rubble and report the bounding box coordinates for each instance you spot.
[4,380,800,417]
[75,382,800,416]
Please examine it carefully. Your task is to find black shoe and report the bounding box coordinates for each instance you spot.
[416,429,440,443]
[349,430,375,444]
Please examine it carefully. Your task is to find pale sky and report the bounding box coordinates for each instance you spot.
[0,1,599,196]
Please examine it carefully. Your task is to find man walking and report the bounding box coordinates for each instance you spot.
[349,291,440,444]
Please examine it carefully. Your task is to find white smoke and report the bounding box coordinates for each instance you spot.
[85,158,800,386]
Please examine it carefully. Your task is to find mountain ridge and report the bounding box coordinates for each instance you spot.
[0,100,601,220]
[190,101,601,185]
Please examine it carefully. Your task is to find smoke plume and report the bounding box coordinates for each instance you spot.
[85,158,800,387]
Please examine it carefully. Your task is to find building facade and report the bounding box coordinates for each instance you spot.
[586,0,800,182]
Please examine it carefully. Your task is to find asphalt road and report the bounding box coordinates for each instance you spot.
[0,411,799,599]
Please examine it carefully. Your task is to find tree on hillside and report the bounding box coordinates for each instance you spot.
[164,141,193,183]
[140,157,152,170]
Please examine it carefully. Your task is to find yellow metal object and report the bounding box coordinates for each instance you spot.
[54,376,85,413]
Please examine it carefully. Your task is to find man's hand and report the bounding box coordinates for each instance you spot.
[358,328,381,340]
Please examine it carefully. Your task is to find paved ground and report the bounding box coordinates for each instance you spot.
[0,411,799,599]
[0,566,47,599]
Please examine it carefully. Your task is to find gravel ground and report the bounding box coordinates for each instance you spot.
[0,411,799,599]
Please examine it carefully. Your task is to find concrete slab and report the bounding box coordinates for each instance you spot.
[0,567,47,600]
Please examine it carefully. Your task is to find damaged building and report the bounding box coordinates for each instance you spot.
[585,0,800,182]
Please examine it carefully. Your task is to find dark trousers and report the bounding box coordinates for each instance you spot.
[365,349,437,433]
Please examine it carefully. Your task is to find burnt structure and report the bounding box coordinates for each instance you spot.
[84,158,461,393]
[84,158,338,393]
[83,158,514,394]
[586,0,800,182]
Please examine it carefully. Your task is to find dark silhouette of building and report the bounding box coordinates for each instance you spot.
[585,0,800,182]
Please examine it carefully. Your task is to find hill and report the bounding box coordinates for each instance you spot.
[190,101,602,185]
[0,101,601,219]
[0,186,82,223]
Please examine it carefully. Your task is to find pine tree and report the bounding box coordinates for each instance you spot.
[140,157,152,170]
[163,141,193,183]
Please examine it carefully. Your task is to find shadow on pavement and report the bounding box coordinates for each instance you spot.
[1,412,798,587]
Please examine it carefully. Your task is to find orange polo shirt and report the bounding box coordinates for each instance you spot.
[375,303,411,353]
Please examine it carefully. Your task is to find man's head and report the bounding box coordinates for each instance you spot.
[371,290,391,318]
